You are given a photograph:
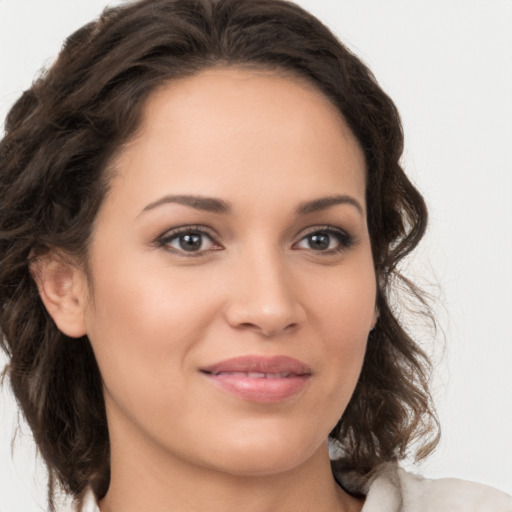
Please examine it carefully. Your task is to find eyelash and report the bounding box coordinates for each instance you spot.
[155,225,355,257]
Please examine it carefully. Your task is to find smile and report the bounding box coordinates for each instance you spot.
[200,356,311,403]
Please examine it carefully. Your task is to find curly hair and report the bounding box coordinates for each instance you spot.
[0,0,439,506]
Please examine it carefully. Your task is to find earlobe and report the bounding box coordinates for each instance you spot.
[30,252,88,338]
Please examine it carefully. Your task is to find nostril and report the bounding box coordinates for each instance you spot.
[238,322,258,330]
[232,321,297,337]
[259,322,298,337]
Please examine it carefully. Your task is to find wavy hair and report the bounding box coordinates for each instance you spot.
[0,0,439,506]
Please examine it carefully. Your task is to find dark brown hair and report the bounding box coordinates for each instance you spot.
[0,0,438,505]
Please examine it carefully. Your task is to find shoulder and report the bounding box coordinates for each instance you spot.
[365,464,512,512]
[335,462,512,512]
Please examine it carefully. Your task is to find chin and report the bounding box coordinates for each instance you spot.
[199,426,326,476]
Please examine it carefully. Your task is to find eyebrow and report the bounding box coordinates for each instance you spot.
[139,193,364,217]
[296,195,364,216]
[140,195,231,215]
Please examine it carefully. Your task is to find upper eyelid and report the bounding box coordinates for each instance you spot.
[294,225,351,239]
[158,224,219,240]
[157,224,349,236]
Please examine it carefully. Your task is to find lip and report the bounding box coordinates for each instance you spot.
[200,356,312,403]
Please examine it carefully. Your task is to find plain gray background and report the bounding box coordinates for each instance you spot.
[1,1,511,510]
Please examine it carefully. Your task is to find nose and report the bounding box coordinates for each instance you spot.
[223,249,306,338]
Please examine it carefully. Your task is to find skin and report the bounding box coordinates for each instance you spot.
[37,68,377,512]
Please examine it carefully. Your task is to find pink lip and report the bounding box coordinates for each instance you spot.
[200,356,311,403]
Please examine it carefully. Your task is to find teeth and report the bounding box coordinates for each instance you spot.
[266,372,292,378]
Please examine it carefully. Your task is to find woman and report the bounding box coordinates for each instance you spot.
[0,0,510,511]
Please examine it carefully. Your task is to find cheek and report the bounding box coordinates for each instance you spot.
[82,258,222,401]
[310,256,376,337]
[87,253,219,340]
[307,261,376,399]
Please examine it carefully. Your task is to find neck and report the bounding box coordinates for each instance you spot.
[99,432,363,512]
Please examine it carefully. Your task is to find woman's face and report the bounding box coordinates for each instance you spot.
[78,68,377,476]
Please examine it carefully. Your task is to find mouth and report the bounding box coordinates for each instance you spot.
[200,355,312,375]
[204,371,303,378]
[200,356,311,403]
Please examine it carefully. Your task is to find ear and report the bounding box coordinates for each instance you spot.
[30,252,88,338]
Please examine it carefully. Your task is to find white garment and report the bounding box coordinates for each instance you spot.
[78,463,512,511]
[344,464,512,511]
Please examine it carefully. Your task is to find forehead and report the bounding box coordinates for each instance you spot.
[108,66,366,215]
